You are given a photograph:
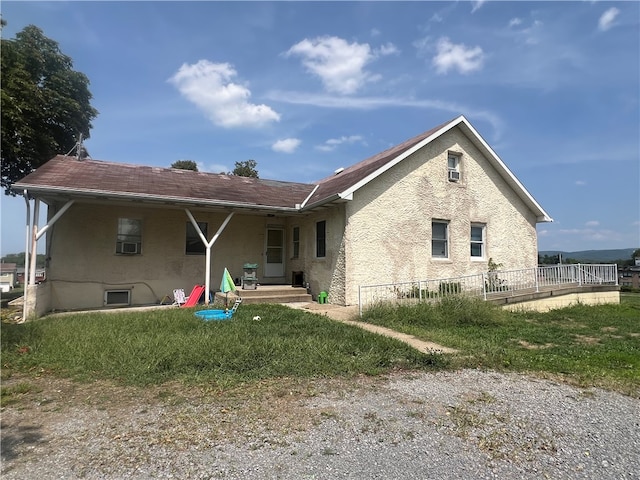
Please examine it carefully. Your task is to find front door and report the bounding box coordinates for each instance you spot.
[264,227,284,277]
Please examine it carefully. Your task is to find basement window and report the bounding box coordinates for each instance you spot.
[104,289,131,306]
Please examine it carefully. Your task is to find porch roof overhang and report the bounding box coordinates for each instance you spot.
[16,183,304,215]
[13,155,316,216]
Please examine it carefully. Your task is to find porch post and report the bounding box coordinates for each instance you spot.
[185,209,234,305]
[28,199,40,286]
[22,192,31,322]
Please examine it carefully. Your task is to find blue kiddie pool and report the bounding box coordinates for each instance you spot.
[195,309,233,321]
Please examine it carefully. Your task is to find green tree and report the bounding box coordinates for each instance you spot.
[1,24,98,195]
[171,160,198,172]
[1,252,46,268]
[231,160,259,178]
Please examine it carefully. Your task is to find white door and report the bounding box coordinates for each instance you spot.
[264,227,284,277]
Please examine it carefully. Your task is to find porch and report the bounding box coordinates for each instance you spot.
[215,285,312,305]
[357,264,620,314]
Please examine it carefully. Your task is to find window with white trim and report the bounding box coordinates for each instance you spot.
[316,220,326,258]
[186,222,207,255]
[116,218,142,255]
[470,223,485,258]
[292,226,300,259]
[447,152,461,182]
[432,220,449,258]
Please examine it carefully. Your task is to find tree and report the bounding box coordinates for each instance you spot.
[1,24,98,195]
[171,160,198,172]
[231,160,259,178]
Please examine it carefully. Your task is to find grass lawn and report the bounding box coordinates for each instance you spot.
[362,294,640,396]
[1,304,444,391]
[2,294,638,405]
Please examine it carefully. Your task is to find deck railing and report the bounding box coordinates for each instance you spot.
[357,264,618,315]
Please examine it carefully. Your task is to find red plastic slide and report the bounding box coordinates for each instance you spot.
[181,285,206,307]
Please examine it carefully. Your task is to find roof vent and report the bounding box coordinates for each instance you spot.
[334,167,344,175]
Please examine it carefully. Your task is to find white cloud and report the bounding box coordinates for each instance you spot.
[264,90,504,140]
[598,7,620,32]
[376,42,400,56]
[471,1,486,13]
[316,135,365,152]
[585,220,600,227]
[169,60,280,128]
[370,28,381,37]
[508,18,522,28]
[272,138,301,153]
[575,180,587,186]
[284,36,395,95]
[557,227,623,243]
[432,37,484,74]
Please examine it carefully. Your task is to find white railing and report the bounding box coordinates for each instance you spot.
[358,264,618,315]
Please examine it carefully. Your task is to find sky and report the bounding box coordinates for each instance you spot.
[1,1,639,256]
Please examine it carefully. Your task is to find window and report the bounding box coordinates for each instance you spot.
[432,221,449,258]
[316,220,326,258]
[116,218,142,254]
[292,226,300,259]
[448,152,461,182]
[186,222,207,255]
[104,289,131,306]
[470,224,485,258]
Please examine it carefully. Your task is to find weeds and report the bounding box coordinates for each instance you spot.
[0,304,445,388]
[362,296,640,395]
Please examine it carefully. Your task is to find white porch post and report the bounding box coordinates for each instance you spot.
[28,199,40,286]
[185,209,234,305]
[22,192,31,322]
[21,195,75,320]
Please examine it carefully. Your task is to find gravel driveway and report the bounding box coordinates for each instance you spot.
[2,369,639,479]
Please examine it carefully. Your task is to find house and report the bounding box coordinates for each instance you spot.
[618,259,640,289]
[13,115,552,315]
[0,262,17,292]
[16,267,46,285]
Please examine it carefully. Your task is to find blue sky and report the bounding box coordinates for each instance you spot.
[1,1,639,256]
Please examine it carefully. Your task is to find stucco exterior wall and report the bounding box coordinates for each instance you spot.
[45,202,285,312]
[286,205,345,303]
[343,126,539,305]
[502,290,620,312]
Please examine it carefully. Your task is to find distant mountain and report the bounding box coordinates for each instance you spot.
[539,248,637,262]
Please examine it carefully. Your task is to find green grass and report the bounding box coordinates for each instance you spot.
[361,295,640,396]
[2,294,638,397]
[1,304,444,388]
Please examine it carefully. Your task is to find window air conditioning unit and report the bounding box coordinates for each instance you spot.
[121,242,139,254]
[448,170,461,182]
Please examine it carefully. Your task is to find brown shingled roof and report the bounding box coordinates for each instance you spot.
[16,156,316,210]
[303,119,452,208]
[12,116,552,222]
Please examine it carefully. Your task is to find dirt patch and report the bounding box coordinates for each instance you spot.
[573,334,601,345]
[517,340,556,350]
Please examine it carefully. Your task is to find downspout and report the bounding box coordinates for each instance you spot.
[185,209,234,305]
